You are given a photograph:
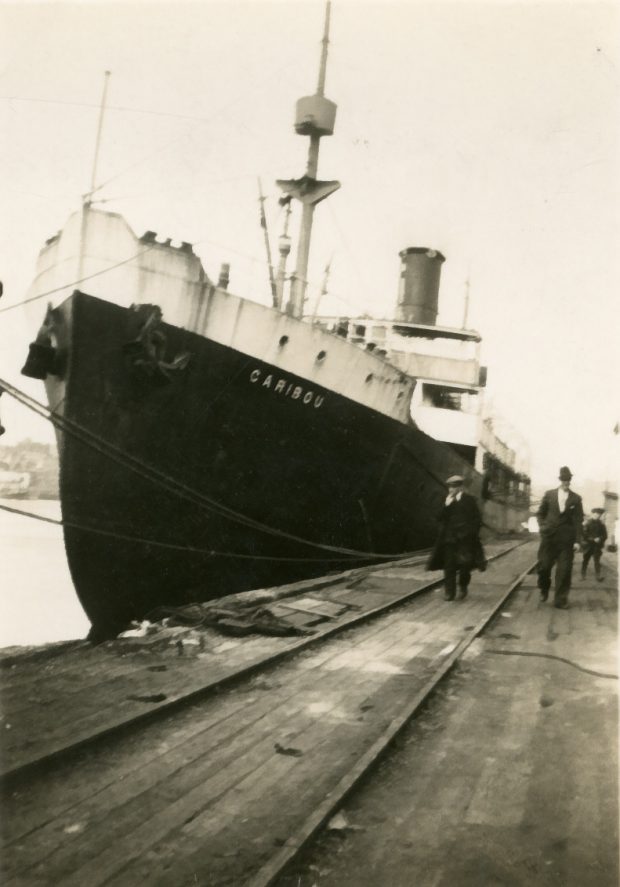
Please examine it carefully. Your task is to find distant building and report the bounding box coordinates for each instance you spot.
[0,439,59,499]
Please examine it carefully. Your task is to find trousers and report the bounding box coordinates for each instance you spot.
[443,547,472,599]
[537,535,574,604]
[582,547,602,577]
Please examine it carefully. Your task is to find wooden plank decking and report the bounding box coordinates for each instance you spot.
[1,542,538,886]
[0,541,520,778]
[274,553,619,887]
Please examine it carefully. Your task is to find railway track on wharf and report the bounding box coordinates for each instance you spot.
[1,539,528,784]
[0,539,538,886]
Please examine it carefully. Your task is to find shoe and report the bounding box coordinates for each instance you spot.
[554,601,569,610]
[457,587,468,600]
[444,591,455,601]
[581,574,586,581]
[539,591,548,602]
[597,575,604,582]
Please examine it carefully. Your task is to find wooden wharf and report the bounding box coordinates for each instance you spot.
[0,541,520,782]
[277,552,619,887]
[1,540,616,886]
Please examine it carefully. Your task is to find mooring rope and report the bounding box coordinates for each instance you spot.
[0,377,425,562]
[0,501,395,563]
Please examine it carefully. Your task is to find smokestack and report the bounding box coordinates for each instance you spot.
[396,247,445,325]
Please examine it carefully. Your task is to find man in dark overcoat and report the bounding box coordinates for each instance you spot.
[536,466,584,608]
[581,507,608,581]
[427,475,486,601]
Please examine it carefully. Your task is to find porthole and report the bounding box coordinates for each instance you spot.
[365,373,373,383]
[279,335,289,347]
[316,350,327,363]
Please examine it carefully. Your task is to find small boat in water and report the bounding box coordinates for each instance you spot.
[21,4,529,639]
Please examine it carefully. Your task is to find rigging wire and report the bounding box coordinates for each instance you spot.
[324,202,381,315]
[0,224,365,323]
[3,61,372,321]
[0,52,301,126]
[0,244,157,315]
[0,376,421,560]
[96,171,276,206]
[2,51,300,200]
[1,95,225,121]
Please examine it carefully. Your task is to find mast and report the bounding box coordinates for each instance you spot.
[311,256,332,320]
[462,275,471,328]
[257,178,278,307]
[78,70,111,283]
[87,70,111,205]
[277,1,340,318]
[275,199,293,311]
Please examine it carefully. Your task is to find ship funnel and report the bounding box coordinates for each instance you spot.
[397,247,445,325]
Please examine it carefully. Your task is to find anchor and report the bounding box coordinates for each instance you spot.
[21,307,61,380]
[123,304,190,385]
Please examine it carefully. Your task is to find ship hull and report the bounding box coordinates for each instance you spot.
[41,292,521,637]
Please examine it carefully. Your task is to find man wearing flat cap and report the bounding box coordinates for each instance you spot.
[427,474,486,601]
[536,466,584,608]
[581,507,607,581]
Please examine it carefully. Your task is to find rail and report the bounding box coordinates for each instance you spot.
[0,541,530,786]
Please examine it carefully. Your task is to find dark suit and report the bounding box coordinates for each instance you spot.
[581,517,607,578]
[536,488,584,604]
[428,492,486,599]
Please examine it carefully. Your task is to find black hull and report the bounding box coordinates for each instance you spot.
[41,292,518,635]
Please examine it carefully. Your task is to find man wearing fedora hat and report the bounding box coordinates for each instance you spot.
[581,507,607,581]
[427,474,486,601]
[536,466,584,608]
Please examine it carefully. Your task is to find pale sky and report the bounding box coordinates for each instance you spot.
[1,0,619,490]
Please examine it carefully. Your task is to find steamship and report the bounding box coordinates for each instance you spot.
[21,7,529,638]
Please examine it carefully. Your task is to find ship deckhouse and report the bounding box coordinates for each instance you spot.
[313,247,484,456]
[312,245,531,524]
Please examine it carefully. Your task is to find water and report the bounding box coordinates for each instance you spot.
[0,499,89,648]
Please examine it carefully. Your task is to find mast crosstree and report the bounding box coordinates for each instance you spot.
[277,0,340,318]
